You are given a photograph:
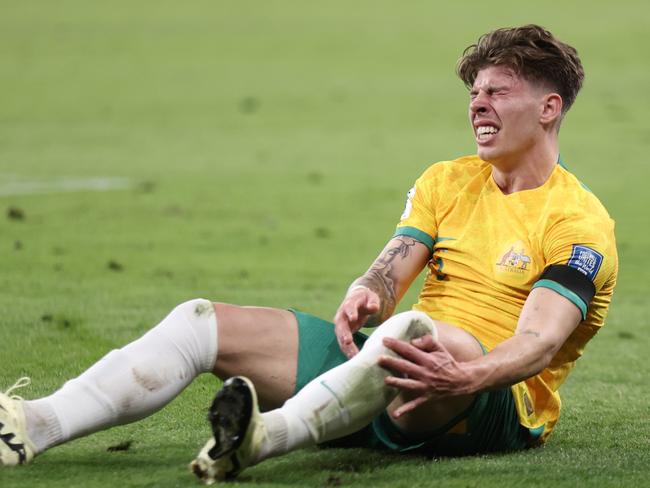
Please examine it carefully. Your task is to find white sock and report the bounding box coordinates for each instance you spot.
[23,299,218,453]
[255,311,437,462]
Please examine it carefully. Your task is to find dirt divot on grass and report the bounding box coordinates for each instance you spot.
[7,206,25,220]
[107,440,133,452]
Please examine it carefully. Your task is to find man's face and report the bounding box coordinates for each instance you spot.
[469,65,548,164]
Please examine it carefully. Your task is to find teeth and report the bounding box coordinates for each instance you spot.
[477,126,498,135]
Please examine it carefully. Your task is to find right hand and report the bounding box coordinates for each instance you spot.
[333,286,381,359]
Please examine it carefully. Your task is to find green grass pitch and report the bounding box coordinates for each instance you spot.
[1,1,649,487]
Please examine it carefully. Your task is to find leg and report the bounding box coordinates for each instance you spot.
[191,310,445,482]
[273,310,438,445]
[18,299,220,455]
[211,303,298,410]
[265,313,484,451]
[3,299,298,463]
[387,322,484,437]
[190,311,486,483]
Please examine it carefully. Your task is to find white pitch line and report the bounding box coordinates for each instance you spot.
[0,177,132,197]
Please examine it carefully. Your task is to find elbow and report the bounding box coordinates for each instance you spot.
[535,341,560,374]
[533,355,552,377]
[521,337,560,379]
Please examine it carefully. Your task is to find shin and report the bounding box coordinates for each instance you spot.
[23,299,218,453]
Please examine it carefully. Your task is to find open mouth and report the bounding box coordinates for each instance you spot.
[476,125,499,142]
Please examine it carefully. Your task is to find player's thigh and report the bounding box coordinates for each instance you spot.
[388,322,484,436]
[212,303,298,410]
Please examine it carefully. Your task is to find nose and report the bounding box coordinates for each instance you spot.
[470,91,489,115]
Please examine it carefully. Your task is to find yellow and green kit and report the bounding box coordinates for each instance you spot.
[395,155,618,441]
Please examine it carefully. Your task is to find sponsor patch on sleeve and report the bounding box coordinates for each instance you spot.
[400,186,415,220]
[567,245,603,281]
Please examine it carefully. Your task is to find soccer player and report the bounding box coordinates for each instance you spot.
[0,24,617,485]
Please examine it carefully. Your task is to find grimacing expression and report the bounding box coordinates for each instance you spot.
[469,65,552,164]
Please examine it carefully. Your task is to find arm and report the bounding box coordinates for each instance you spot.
[463,286,582,390]
[379,287,582,417]
[333,236,430,358]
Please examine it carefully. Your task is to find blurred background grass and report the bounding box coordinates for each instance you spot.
[1,1,649,486]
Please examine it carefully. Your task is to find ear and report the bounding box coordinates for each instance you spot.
[540,93,563,126]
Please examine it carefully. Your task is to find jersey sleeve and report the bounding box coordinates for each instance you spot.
[393,169,438,253]
[532,212,617,319]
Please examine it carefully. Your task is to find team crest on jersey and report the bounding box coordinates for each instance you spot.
[496,245,532,274]
[567,245,603,281]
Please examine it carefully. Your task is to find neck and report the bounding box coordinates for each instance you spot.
[489,143,559,195]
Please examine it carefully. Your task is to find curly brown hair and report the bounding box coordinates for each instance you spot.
[457,25,584,115]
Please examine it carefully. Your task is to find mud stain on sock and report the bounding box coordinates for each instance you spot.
[194,301,215,317]
[132,368,165,392]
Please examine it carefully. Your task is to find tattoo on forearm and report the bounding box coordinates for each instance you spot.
[352,237,417,326]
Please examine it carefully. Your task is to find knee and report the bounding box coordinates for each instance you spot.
[157,298,217,347]
[392,311,438,339]
[365,311,438,348]
[171,299,216,321]
[435,323,484,362]
[162,299,218,371]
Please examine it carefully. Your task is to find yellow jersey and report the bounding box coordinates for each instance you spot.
[395,155,618,442]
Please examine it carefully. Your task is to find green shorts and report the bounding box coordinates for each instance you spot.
[291,309,530,456]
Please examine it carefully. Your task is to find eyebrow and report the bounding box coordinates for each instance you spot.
[470,84,509,95]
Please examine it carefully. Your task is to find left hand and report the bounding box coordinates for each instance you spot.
[378,334,470,418]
